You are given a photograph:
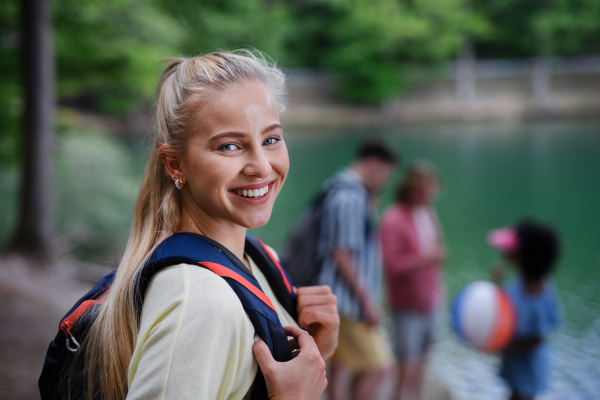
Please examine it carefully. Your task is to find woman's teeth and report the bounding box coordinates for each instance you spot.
[236,185,269,198]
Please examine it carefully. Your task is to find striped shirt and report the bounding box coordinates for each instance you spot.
[316,168,382,321]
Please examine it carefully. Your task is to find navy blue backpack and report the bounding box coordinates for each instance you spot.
[39,232,298,400]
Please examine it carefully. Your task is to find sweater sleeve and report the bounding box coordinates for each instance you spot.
[127,264,257,400]
[380,211,420,275]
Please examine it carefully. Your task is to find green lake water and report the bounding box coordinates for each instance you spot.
[1,120,598,399]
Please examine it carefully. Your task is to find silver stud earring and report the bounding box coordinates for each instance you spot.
[175,178,183,190]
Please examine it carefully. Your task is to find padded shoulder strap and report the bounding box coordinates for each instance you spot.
[245,235,298,321]
[138,233,257,304]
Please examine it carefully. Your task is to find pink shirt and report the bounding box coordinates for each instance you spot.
[380,204,441,313]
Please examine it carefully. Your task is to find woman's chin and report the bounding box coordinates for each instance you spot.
[241,212,272,230]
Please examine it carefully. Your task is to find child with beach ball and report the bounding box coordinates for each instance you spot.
[489,219,562,400]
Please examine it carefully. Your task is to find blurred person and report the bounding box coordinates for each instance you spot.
[55,51,338,400]
[313,140,398,400]
[380,162,445,400]
[489,219,561,400]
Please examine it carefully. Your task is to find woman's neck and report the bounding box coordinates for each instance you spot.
[178,209,248,268]
[402,201,426,210]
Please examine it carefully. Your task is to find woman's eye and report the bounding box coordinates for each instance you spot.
[218,143,240,151]
[263,137,280,146]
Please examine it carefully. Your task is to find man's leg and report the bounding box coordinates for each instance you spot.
[394,362,420,400]
[414,356,427,400]
[352,366,389,400]
[328,362,352,400]
[392,311,434,400]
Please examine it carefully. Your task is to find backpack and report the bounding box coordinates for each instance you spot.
[280,178,358,287]
[39,232,297,400]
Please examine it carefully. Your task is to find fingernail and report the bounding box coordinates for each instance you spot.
[254,334,260,343]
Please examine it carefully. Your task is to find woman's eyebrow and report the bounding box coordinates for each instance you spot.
[209,124,283,142]
[261,123,283,134]
[208,132,246,142]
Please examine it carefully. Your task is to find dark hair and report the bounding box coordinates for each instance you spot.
[356,139,399,164]
[395,161,439,204]
[516,219,560,283]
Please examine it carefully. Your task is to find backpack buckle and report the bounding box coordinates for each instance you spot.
[66,336,80,353]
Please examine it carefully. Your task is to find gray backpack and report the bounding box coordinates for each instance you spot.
[280,180,355,287]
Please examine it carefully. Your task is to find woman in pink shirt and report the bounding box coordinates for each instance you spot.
[380,162,445,400]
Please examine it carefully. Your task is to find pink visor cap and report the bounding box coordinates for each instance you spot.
[487,227,519,254]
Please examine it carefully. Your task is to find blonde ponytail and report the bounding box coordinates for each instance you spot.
[81,50,286,400]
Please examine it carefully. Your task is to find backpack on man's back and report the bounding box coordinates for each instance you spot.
[280,179,356,287]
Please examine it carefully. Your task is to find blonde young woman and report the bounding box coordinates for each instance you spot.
[80,51,339,400]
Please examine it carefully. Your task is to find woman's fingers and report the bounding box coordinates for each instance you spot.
[288,337,300,352]
[298,306,339,332]
[283,325,308,340]
[296,285,332,296]
[297,293,338,309]
[283,326,318,348]
[252,339,276,371]
[260,326,327,400]
[299,309,340,329]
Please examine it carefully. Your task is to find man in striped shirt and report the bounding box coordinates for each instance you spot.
[317,140,398,400]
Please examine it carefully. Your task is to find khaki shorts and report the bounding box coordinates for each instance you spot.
[331,317,394,374]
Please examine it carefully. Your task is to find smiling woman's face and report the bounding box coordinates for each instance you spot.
[180,80,289,230]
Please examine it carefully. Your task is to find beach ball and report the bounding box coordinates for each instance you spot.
[451,281,516,352]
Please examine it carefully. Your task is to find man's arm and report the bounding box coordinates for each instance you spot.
[331,249,379,326]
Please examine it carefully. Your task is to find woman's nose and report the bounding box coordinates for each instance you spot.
[243,147,271,178]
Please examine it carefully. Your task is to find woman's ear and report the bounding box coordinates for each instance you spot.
[159,144,183,182]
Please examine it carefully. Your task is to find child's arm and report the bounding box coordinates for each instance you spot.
[490,262,509,285]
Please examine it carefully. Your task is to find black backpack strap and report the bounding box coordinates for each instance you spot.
[245,235,298,321]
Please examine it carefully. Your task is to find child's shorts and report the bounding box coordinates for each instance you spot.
[391,309,437,363]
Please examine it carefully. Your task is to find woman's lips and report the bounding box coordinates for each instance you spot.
[229,182,274,204]
[230,181,274,199]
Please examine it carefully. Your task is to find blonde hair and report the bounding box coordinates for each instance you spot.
[81,50,287,400]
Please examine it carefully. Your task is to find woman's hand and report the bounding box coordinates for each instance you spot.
[253,326,327,400]
[296,285,340,360]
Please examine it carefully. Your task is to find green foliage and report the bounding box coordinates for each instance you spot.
[1,0,599,148]
[474,0,600,58]
[56,129,142,260]
[152,0,294,62]
[54,0,185,115]
[287,0,489,103]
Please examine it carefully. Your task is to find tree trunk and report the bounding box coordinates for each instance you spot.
[10,0,56,262]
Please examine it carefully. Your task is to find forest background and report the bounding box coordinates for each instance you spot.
[2,0,600,166]
[2,0,600,262]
